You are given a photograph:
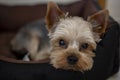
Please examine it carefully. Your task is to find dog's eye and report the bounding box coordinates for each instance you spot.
[80,43,88,51]
[59,39,67,48]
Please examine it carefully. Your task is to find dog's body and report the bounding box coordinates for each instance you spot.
[11,2,109,72]
[11,20,50,60]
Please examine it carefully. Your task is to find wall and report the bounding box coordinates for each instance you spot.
[0,0,77,5]
[107,0,120,23]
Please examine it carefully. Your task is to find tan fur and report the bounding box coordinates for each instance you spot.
[49,17,96,72]
[87,9,109,35]
[26,32,50,60]
[49,17,96,44]
[87,9,109,42]
[50,46,95,72]
[27,36,39,59]
[46,2,65,30]
[45,2,109,72]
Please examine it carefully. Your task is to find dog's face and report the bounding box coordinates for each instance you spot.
[46,2,108,72]
[49,17,96,71]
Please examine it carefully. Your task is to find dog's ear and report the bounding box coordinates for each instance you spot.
[46,2,65,31]
[87,9,109,36]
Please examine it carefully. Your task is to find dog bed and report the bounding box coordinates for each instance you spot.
[0,0,119,80]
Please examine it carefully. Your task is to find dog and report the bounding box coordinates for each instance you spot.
[11,2,109,72]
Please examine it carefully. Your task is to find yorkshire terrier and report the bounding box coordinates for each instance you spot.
[11,2,109,72]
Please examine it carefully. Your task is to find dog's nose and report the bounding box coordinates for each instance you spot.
[67,56,78,65]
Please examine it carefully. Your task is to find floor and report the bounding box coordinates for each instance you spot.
[107,70,120,80]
